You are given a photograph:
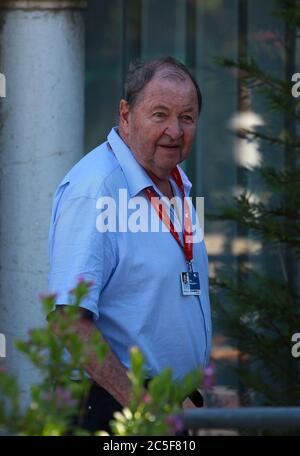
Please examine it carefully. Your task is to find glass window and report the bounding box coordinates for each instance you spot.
[85,0,295,406]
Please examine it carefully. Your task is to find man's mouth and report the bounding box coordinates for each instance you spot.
[158,144,181,149]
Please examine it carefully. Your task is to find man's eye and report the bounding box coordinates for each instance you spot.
[181,115,194,122]
[153,112,166,118]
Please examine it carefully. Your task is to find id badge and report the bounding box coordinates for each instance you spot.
[180,271,201,296]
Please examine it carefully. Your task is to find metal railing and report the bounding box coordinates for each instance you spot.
[181,407,300,433]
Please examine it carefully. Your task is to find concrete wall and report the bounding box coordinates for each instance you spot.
[0,0,86,406]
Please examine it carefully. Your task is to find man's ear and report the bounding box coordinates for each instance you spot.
[119,99,130,135]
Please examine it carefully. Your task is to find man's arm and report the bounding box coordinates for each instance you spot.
[51,306,132,408]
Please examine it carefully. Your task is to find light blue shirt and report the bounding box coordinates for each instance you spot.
[48,127,211,381]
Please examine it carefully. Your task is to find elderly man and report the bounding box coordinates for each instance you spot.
[48,56,211,434]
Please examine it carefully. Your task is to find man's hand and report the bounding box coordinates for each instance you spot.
[51,306,132,408]
[182,397,198,409]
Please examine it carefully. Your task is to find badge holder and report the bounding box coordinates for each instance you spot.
[180,261,201,296]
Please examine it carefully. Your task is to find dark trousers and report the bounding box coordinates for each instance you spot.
[70,380,202,436]
[74,381,123,434]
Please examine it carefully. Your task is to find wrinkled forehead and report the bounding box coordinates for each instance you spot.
[136,68,197,105]
[155,67,187,83]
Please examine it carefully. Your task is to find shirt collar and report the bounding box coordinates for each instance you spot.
[107,126,192,197]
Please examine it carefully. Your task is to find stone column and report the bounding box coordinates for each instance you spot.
[0,0,87,407]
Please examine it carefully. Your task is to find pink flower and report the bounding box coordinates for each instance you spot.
[75,277,96,288]
[38,292,58,301]
[166,415,184,434]
[143,393,152,405]
[203,364,214,392]
[54,386,76,408]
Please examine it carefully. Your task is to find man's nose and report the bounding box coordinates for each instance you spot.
[164,120,183,140]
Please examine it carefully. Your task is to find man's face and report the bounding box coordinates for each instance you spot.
[119,71,199,180]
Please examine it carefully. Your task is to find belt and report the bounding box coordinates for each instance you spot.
[143,378,203,408]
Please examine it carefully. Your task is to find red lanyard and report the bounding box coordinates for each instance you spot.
[144,167,193,265]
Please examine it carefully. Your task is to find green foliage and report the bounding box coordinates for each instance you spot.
[0,280,202,436]
[210,0,300,412]
[103,347,202,436]
[0,283,103,436]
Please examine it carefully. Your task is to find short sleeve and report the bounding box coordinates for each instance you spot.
[48,195,117,319]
